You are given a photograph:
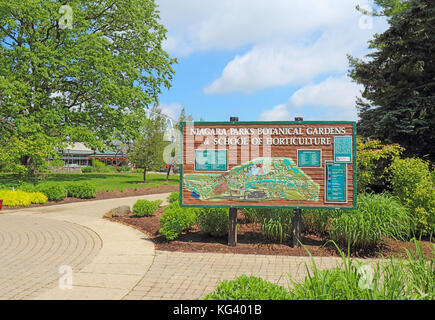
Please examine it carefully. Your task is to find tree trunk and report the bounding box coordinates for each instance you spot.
[143,168,147,182]
[166,164,171,181]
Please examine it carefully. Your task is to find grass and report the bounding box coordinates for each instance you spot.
[204,240,435,300]
[0,172,179,192]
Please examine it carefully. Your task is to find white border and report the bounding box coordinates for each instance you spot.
[324,161,348,204]
[297,149,322,168]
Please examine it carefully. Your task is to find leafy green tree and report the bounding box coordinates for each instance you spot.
[129,106,167,182]
[0,0,176,176]
[349,0,434,161]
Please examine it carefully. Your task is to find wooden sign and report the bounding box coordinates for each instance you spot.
[180,121,356,209]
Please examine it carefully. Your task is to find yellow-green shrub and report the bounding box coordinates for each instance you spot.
[0,190,48,207]
[389,158,435,236]
[356,137,404,193]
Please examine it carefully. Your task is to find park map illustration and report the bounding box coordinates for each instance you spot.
[184,157,320,202]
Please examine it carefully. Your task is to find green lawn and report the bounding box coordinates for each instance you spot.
[0,172,179,192]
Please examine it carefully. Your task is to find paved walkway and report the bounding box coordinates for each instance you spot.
[124,251,345,300]
[1,194,355,300]
[0,215,101,299]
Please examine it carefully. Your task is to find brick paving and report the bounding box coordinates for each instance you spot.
[123,251,345,300]
[0,215,102,299]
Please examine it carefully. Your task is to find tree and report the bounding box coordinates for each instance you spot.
[129,106,167,182]
[0,0,176,176]
[348,0,435,161]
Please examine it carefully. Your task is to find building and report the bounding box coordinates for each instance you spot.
[61,142,129,167]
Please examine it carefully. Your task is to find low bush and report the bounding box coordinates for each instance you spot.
[389,157,435,237]
[117,166,132,172]
[17,182,37,193]
[65,182,97,199]
[242,208,293,243]
[81,166,94,173]
[159,202,200,240]
[198,208,229,237]
[0,190,48,206]
[167,192,179,204]
[356,137,404,193]
[133,199,162,217]
[204,240,434,300]
[36,182,67,201]
[49,159,65,168]
[204,275,291,300]
[327,193,412,250]
[288,240,434,300]
[302,209,336,236]
[92,160,117,173]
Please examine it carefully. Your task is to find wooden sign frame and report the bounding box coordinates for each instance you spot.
[179,121,357,210]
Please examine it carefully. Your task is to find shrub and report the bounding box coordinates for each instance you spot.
[167,192,179,204]
[117,166,131,172]
[328,193,412,250]
[66,182,97,199]
[243,208,263,223]
[133,199,162,217]
[159,202,199,240]
[49,159,65,168]
[262,209,293,243]
[288,240,434,300]
[302,209,336,236]
[81,166,94,173]
[17,182,37,193]
[241,208,293,243]
[389,157,435,236]
[198,208,229,237]
[203,241,434,301]
[29,192,48,204]
[0,190,47,206]
[204,275,291,300]
[93,159,106,172]
[356,137,404,193]
[36,182,67,201]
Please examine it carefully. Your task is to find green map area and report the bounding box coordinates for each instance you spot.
[184,157,320,202]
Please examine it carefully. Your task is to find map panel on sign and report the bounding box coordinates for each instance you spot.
[185,157,320,202]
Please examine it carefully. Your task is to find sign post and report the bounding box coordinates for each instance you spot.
[228,116,239,246]
[180,119,357,247]
[292,117,304,247]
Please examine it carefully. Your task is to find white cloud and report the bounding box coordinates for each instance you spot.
[259,104,291,121]
[203,17,386,94]
[157,0,376,55]
[158,102,183,121]
[290,76,361,109]
[259,76,362,121]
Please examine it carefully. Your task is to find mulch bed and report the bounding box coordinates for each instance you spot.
[109,208,435,259]
[1,184,179,211]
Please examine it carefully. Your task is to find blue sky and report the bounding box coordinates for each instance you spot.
[155,0,388,122]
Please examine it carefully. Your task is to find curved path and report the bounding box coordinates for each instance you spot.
[0,194,169,300]
[0,193,356,300]
[0,215,101,299]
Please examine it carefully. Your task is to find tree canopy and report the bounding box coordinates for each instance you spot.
[0,0,176,176]
[349,0,434,161]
